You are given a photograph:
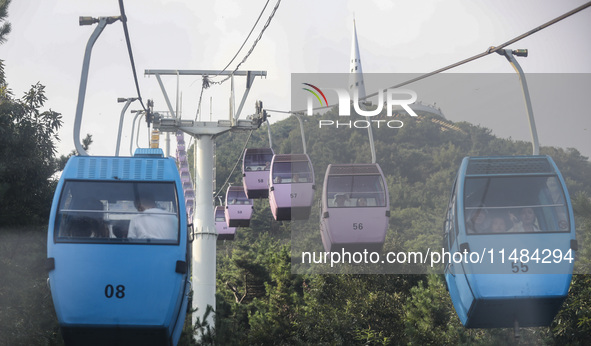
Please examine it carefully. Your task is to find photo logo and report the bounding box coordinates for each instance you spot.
[302,83,328,107]
[303,83,419,118]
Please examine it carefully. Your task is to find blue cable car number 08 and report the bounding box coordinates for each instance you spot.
[105,284,126,299]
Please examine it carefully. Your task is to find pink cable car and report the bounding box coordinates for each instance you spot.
[215,206,236,240]
[242,148,274,199]
[268,154,315,221]
[225,186,254,227]
[320,164,390,252]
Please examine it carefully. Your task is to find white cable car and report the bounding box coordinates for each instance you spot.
[215,206,236,240]
[268,154,315,220]
[242,148,274,198]
[225,186,254,227]
[320,163,389,252]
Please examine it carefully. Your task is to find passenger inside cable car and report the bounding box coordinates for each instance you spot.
[334,194,348,207]
[489,213,509,233]
[244,151,273,171]
[55,181,179,244]
[62,197,109,238]
[128,191,178,240]
[327,175,387,209]
[320,164,389,252]
[272,161,312,184]
[226,189,252,206]
[464,175,569,234]
[445,156,576,329]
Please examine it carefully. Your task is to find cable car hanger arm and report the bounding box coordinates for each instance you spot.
[73,15,121,156]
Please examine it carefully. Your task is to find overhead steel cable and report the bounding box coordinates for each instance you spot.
[213,130,254,199]
[193,0,272,120]
[278,1,591,115]
[118,0,147,112]
[211,0,271,80]
[193,1,279,121]
[211,0,282,86]
[192,0,272,121]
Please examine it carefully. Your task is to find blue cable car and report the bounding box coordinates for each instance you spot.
[443,156,577,329]
[47,148,190,345]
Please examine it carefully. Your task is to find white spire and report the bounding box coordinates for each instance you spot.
[349,20,376,164]
[349,19,366,100]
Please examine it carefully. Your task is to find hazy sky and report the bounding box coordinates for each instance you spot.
[2,0,590,158]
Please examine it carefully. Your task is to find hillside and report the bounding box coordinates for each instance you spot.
[208,109,591,344]
[2,111,590,345]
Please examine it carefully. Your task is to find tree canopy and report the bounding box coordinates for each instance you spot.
[202,107,591,345]
[0,60,63,225]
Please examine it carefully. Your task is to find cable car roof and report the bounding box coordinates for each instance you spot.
[466,156,555,176]
[61,149,176,181]
[244,148,274,155]
[327,164,382,176]
[273,154,310,163]
[133,148,165,157]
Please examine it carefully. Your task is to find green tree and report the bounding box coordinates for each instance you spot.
[55,133,93,171]
[208,112,591,344]
[0,78,62,225]
[550,194,591,343]
[403,275,465,344]
[0,0,11,45]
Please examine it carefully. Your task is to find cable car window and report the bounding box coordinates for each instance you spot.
[272,161,312,184]
[55,181,180,244]
[327,175,386,208]
[464,176,569,234]
[444,181,458,250]
[226,189,252,205]
[244,153,273,171]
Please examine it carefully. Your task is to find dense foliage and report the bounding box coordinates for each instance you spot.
[197,108,591,345]
[0,59,63,226]
[1,1,589,343]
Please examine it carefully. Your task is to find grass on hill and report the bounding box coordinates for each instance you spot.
[0,226,63,345]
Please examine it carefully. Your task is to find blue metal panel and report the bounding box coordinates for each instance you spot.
[48,152,189,345]
[445,155,575,328]
[64,155,175,181]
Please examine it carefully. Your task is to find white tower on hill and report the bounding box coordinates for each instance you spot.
[349,19,366,101]
[348,20,446,120]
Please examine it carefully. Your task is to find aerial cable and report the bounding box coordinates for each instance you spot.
[118,0,147,112]
[213,130,254,199]
[280,1,591,115]
[211,0,281,86]
[210,0,271,80]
